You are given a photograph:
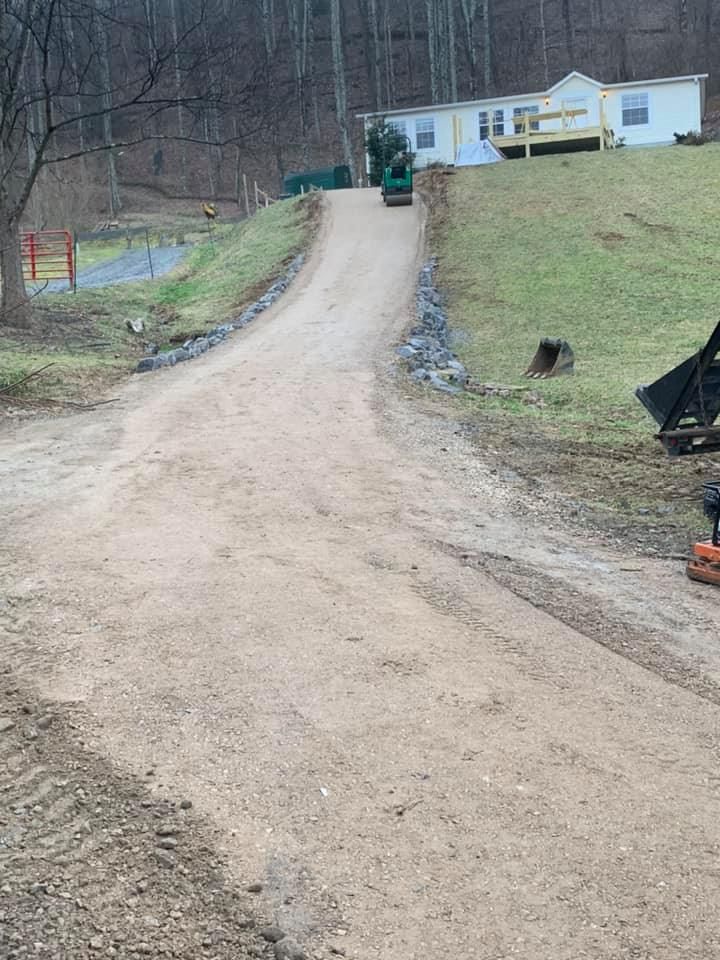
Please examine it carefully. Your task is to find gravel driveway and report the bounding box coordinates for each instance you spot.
[42,244,189,292]
[3,190,720,959]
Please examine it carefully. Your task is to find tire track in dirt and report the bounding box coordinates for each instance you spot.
[433,540,720,708]
[0,670,271,960]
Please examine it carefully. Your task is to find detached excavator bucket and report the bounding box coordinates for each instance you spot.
[525,338,575,379]
[635,320,720,456]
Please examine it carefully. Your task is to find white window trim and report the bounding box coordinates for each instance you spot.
[621,92,650,127]
[415,117,436,151]
[480,108,505,139]
[513,105,540,133]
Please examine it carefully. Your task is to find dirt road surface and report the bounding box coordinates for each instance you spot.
[2,190,720,959]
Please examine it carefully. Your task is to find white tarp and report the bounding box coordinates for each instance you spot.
[454,139,506,166]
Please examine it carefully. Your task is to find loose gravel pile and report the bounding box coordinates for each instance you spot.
[0,670,270,960]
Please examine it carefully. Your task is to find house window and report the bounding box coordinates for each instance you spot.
[622,93,649,126]
[480,109,504,139]
[513,105,540,133]
[416,118,435,150]
[388,120,407,138]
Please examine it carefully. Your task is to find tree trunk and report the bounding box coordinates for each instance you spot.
[65,11,86,155]
[204,112,216,197]
[384,3,396,108]
[446,0,458,102]
[561,0,575,65]
[459,0,479,99]
[368,0,383,110]
[24,55,40,228]
[330,0,356,182]
[437,0,449,101]
[405,0,417,96]
[0,217,31,329]
[287,0,309,164]
[704,0,713,65]
[144,0,160,135]
[98,4,121,217]
[482,0,492,95]
[169,0,188,193]
[679,0,689,32]
[539,0,550,88]
[202,16,223,195]
[307,0,322,139]
[426,0,439,102]
[589,0,603,75]
[614,3,631,81]
[261,0,275,59]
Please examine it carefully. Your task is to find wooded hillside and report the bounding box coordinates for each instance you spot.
[6,0,717,234]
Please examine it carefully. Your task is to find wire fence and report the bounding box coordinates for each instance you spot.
[70,178,279,289]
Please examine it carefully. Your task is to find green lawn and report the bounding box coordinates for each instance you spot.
[1,196,318,398]
[150,202,310,329]
[435,145,720,443]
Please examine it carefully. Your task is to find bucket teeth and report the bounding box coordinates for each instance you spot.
[525,338,575,378]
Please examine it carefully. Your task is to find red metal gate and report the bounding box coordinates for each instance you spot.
[21,230,74,287]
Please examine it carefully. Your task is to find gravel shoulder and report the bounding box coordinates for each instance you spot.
[1,189,720,960]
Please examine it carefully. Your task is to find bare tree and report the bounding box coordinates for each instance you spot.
[482,0,492,94]
[97,0,122,217]
[306,0,322,139]
[561,0,575,64]
[0,0,248,328]
[703,0,714,64]
[368,0,384,110]
[437,0,449,100]
[679,0,689,32]
[261,0,277,59]
[405,0,417,96]
[459,0,480,97]
[426,0,440,101]
[383,2,397,107]
[539,0,550,87]
[449,0,459,100]
[330,0,356,180]
[169,0,188,192]
[287,0,307,162]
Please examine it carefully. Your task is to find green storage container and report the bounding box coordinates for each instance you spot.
[283,165,353,196]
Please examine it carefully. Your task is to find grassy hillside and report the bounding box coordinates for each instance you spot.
[435,145,720,442]
[427,146,720,546]
[0,195,319,401]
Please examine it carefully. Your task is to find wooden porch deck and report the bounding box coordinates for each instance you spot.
[490,107,614,158]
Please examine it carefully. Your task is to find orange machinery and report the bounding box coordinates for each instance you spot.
[687,483,720,586]
[636,321,720,587]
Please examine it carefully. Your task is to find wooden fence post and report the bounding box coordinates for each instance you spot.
[243,174,250,218]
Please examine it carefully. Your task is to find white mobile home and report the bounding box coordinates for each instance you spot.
[358,71,708,167]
